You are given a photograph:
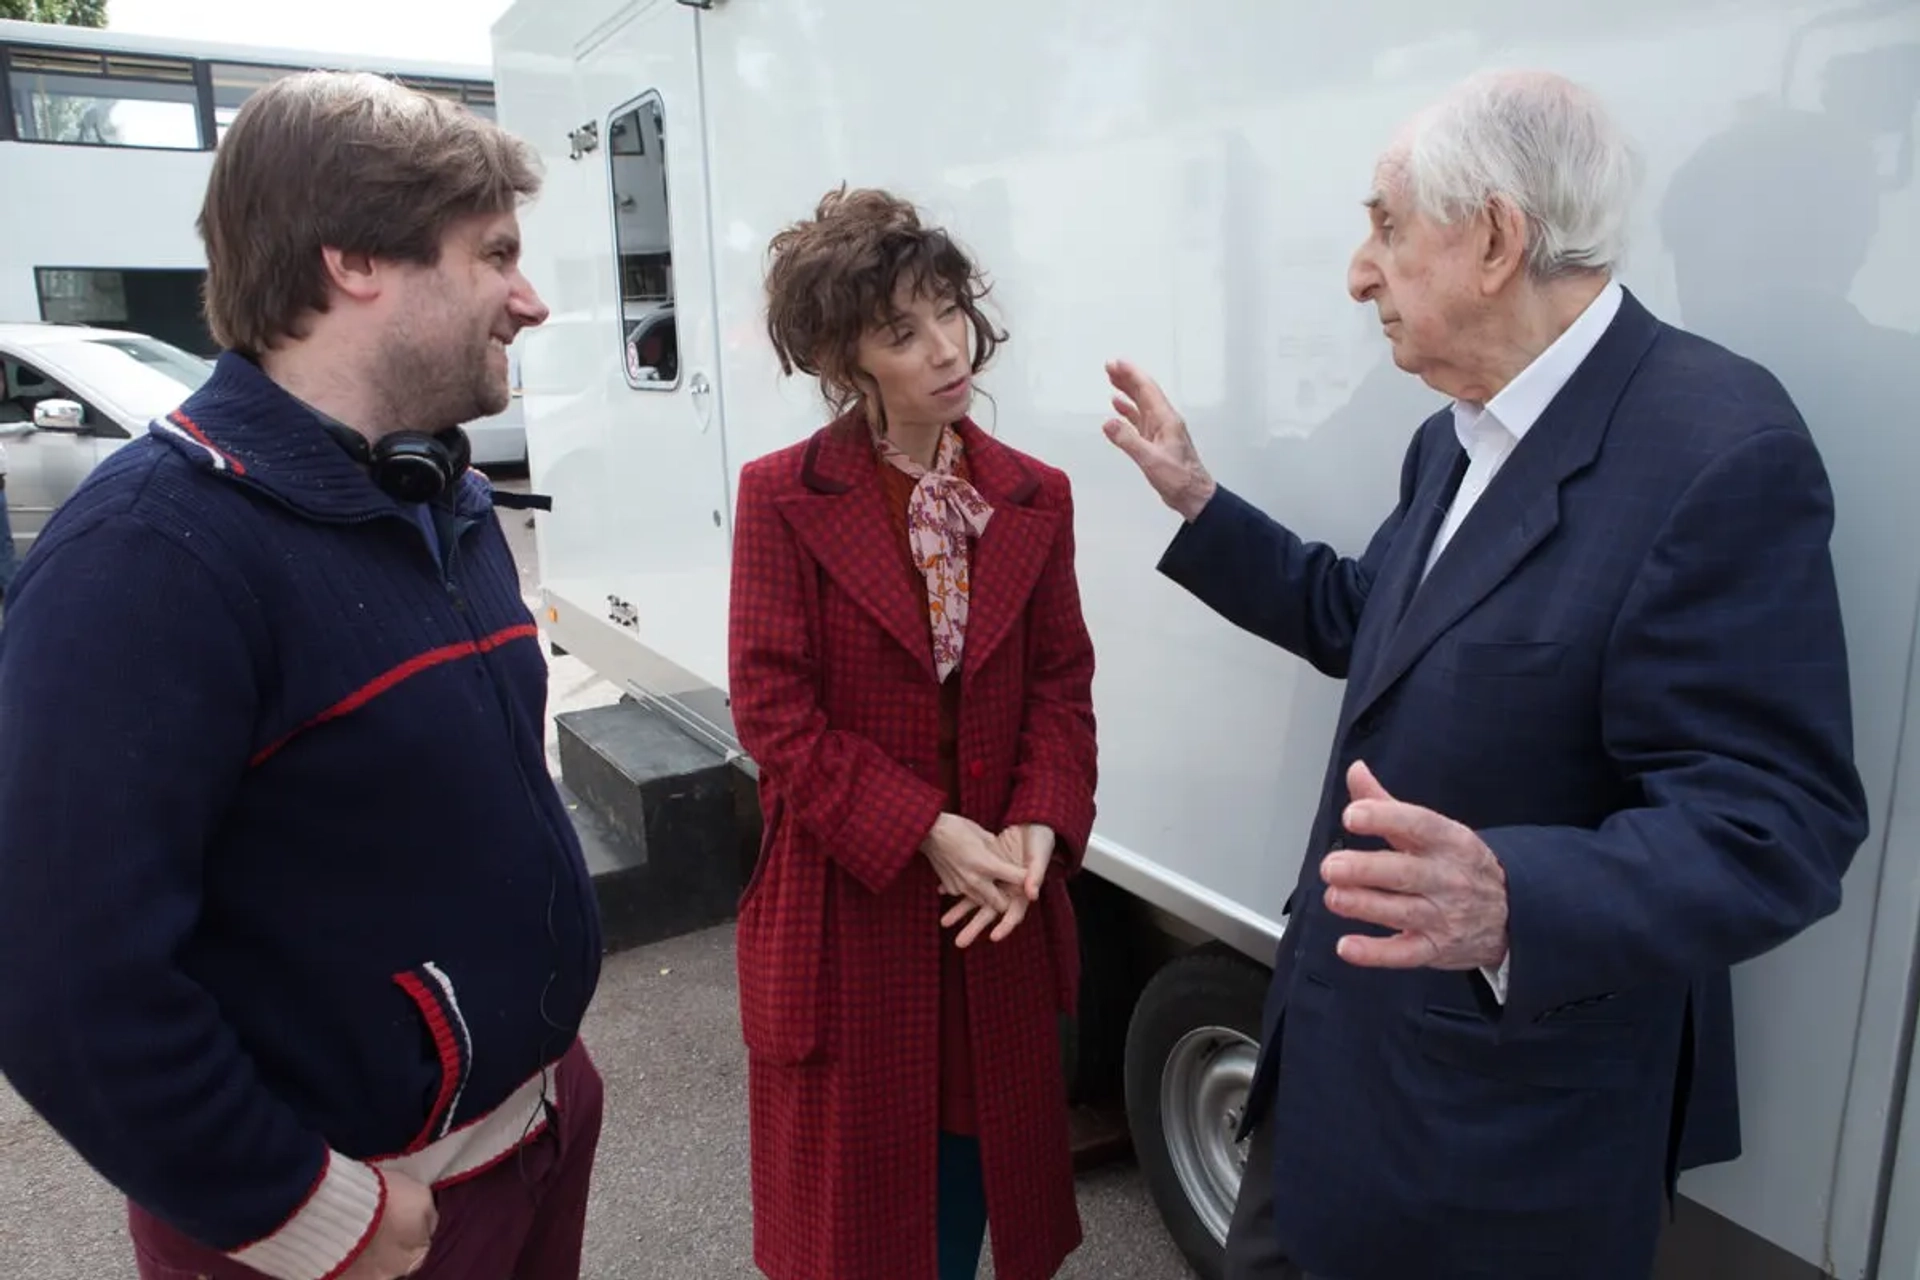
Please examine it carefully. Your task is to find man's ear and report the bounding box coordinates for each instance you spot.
[1478,195,1531,296]
[320,246,383,305]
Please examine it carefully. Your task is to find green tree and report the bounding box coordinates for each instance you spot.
[0,0,107,23]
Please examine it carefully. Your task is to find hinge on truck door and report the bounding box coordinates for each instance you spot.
[568,121,599,160]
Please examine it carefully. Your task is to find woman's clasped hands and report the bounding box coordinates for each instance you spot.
[920,813,1056,947]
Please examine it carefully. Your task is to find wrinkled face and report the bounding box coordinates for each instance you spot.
[1346,151,1490,400]
[380,210,549,433]
[852,278,973,432]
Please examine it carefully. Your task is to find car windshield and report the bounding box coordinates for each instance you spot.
[36,336,213,423]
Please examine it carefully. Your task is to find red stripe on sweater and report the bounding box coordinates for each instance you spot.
[168,409,249,475]
[250,623,538,766]
[393,971,465,1154]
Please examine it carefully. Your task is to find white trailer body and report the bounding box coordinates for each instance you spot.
[490,1,1920,1275]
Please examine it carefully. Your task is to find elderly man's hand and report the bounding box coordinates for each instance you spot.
[1102,360,1217,522]
[1320,761,1510,971]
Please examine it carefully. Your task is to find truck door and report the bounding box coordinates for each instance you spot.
[527,0,735,698]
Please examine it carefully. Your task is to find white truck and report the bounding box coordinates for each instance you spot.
[489,1,1920,1275]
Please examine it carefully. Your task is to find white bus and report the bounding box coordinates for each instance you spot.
[492,0,1920,1276]
[0,19,496,356]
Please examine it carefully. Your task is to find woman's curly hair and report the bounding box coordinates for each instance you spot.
[764,185,1006,422]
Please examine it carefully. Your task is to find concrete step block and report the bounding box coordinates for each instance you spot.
[557,697,753,955]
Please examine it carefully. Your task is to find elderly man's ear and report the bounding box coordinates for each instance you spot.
[1477,195,1532,294]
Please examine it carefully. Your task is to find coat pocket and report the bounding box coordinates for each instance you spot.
[1445,639,1567,677]
[735,822,830,1064]
[1418,1003,1643,1091]
[392,961,475,1153]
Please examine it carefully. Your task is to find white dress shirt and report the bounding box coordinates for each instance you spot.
[1419,279,1623,1002]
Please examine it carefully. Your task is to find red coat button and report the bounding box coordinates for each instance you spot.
[968,760,985,779]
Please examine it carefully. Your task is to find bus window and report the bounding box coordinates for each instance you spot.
[8,46,199,150]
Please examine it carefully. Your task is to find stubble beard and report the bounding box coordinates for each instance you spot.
[378,326,505,434]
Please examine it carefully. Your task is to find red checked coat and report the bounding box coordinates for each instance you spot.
[727,415,1098,1280]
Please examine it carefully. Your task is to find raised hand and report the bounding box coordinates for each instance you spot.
[1101,359,1217,522]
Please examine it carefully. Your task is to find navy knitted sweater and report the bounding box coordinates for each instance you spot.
[0,353,603,1278]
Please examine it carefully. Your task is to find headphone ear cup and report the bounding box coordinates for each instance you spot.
[437,427,472,480]
[369,432,457,504]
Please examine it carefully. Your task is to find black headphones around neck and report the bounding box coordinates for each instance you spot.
[321,421,472,505]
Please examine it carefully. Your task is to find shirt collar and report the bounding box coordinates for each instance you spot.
[1451,278,1623,450]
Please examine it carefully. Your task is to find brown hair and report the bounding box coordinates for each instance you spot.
[763,185,1006,420]
[198,71,541,357]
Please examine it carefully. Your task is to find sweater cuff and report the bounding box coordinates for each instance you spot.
[229,1150,385,1280]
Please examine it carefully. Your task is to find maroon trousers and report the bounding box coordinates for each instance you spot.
[129,1039,604,1280]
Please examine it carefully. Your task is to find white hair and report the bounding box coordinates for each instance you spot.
[1400,70,1642,278]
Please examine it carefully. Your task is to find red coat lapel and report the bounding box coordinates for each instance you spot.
[953,420,1058,685]
[775,421,937,681]
[774,416,1059,686]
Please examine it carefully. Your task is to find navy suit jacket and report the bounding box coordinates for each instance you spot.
[1159,290,1868,1280]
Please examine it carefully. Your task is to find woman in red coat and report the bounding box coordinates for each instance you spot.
[727,186,1098,1280]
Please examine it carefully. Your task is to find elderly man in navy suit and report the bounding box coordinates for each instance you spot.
[1105,69,1869,1280]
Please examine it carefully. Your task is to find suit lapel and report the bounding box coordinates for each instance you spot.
[957,421,1056,683]
[775,425,938,681]
[1345,289,1664,725]
[1346,434,1467,702]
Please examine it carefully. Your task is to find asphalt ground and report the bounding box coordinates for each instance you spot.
[0,479,1195,1279]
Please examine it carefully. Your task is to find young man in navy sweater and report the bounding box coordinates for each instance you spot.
[0,71,605,1280]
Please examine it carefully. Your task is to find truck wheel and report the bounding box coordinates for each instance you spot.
[1124,947,1269,1279]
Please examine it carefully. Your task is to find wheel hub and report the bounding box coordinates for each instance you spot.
[1159,1025,1259,1246]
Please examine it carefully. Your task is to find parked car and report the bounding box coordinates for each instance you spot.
[0,322,213,551]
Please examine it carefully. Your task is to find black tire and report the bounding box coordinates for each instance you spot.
[1124,947,1270,1280]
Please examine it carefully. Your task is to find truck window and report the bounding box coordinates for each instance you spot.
[607,93,678,390]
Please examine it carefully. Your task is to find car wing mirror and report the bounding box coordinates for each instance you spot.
[31,399,85,432]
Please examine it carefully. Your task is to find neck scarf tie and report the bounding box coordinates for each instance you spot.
[878,426,994,681]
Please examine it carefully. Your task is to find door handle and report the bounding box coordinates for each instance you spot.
[689,371,714,433]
